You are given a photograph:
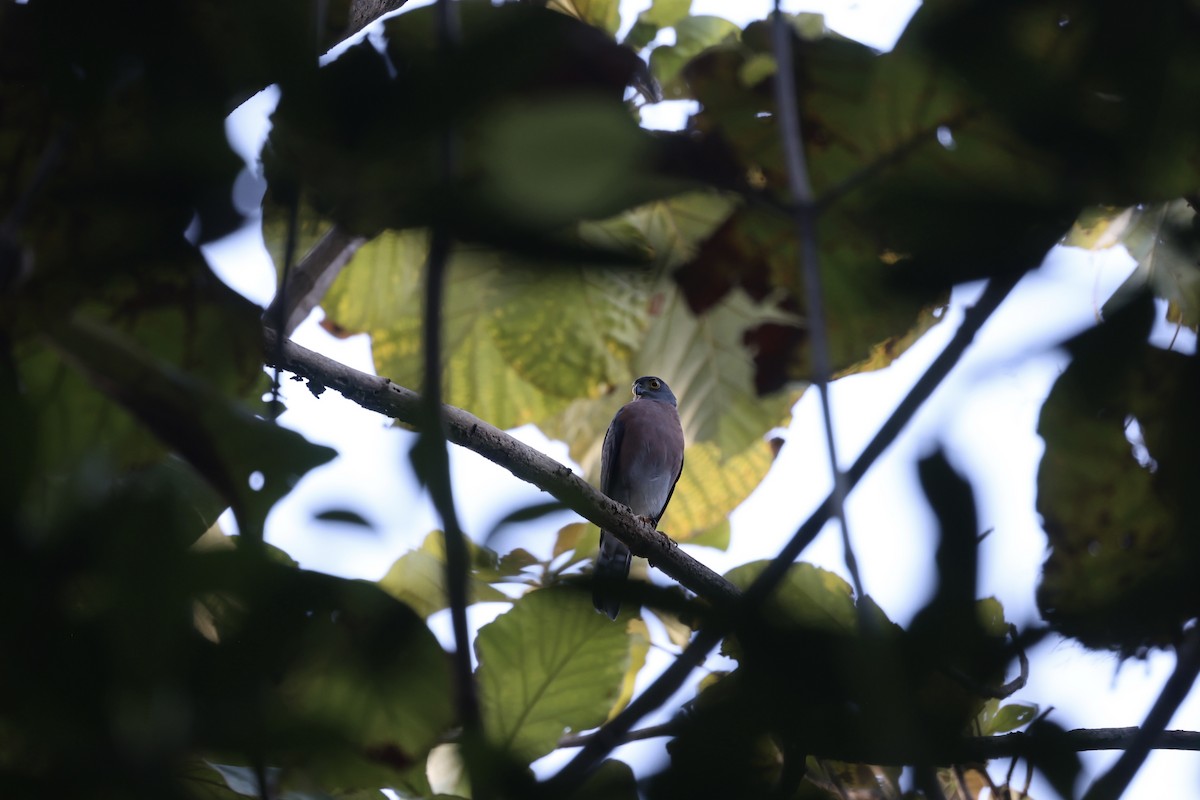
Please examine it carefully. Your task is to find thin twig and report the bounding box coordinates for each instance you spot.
[543,274,1021,794]
[1081,625,1200,800]
[771,4,863,600]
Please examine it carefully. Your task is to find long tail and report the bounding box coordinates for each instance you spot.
[593,530,632,619]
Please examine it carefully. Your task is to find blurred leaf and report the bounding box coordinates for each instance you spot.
[607,618,651,719]
[265,3,674,239]
[42,315,335,538]
[648,607,695,648]
[1094,200,1200,329]
[267,576,454,791]
[623,0,693,50]
[314,509,373,527]
[686,519,731,550]
[650,16,741,99]
[548,0,622,36]
[1037,292,1200,652]
[725,561,857,634]
[14,253,267,517]
[553,522,591,559]
[907,0,1200,202]
[475,587,631,762]
[477,97,690,228]
[576,759,639,800]
[378,531,510,618]
[483,501,570,544]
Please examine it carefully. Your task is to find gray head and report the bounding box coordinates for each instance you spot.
[632,375,677,406]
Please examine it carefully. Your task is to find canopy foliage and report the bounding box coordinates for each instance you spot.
[3,0,1200,798]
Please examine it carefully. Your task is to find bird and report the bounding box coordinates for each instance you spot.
[593,376,685,619]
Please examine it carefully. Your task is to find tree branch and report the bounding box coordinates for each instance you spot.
[1081,625,1200,800]
[544,274,1022,794]
[260,328,743,609]
[558,723,1200,761]
[263,226,365,337]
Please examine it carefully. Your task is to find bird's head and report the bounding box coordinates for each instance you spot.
[632,375,677,406]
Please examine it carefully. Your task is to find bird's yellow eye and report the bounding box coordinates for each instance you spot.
[649,379,661,389]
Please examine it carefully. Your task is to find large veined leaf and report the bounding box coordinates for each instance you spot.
[638,287,796,456]
[475,587,631,762]
[658,438,777,542]
[1066,200,1200,329]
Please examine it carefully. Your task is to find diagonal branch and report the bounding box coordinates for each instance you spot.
[544,274,1022,794]
[263,226,365,337]
[260,328,743,609]
[1081,625,1200,800]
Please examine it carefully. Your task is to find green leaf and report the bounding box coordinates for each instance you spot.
[1099,200,1200,329]
[658,438,777,543]
[41,315,335,539]
[686,519,731,550]
[576,759,639,800]
[475,587,632,762]
[477,98,683,228]
[378,531,510,618]
[979,700,1039,735]
[1036,294,1200,652]
[548,0,621,36]
[638,288,796,455]
[650,15,741,99]
[724,561,857,633]
[607,618,651,719]
[622,0,693,50]
[276,578,455,790]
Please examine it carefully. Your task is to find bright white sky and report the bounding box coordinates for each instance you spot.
[203,2,1200,797]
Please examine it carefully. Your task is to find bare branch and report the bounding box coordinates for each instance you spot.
[1081,625,1200,800]
[263,226,365,337]
[559,721,1200,761]
[260,328,744,610]
[347,0,409,37]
